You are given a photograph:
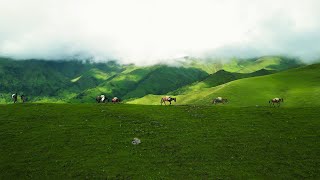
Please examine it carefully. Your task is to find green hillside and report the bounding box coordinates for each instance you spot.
[180,56,302,74]
[73,65,208,102]
[128,63,320,107]
[222,56,303,73]
[0,58,208,103]
[0,56,304,103]
[0,58,123,103]
[0,104,319,178]
[72,66,158,102]
[123,66,208,99]
[171,69,274,95]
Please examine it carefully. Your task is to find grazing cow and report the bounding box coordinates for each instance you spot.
[112,97,121,103]
[20,95,27,103]
[96,95,108,103]
[269,98,284,107]
[160,96,176,105]
[11,93,18,103]
[212,97,228,104]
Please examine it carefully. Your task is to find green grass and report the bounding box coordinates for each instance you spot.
[0,104,319,179]
[129,64,320,107]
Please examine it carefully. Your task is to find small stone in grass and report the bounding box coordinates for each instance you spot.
[132,138,141,145]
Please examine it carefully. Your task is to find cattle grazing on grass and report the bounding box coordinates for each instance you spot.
[269,98,284,107]
[112,97,121,103]
[160,96,176,105]
[96,95,108,103]
[212,97,228,104]
[11,93,18,103]
[20,95,27,103]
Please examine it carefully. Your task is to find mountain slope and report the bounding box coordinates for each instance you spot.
[0,58,123,102]
[72,66,156,102]
[222,56,303,73]
[123,66,208,99]
[170,69,274,95]
[127,63,320,107]
[180,56,303,74]
[73,65,208,102]
[0,56,306,103]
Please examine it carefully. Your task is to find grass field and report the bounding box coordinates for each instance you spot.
[0,104,319,179]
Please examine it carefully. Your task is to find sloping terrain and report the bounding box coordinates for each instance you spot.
[222,56,303,73]
[170,69,274,95]
[0,56,304,103]
[0,58,123,102]
[128,63,320,107]
[181,56,303,74]
[73,65,208,102]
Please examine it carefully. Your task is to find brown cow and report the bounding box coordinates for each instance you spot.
[269,98,284,107]
[160,96,176,105]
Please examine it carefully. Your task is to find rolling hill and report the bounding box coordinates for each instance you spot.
[170,69,274,95]
[71,65,208,102]
[180,56,303,74]
[0,56,305,103]
[127,63,320,107]
[0,58,123,102]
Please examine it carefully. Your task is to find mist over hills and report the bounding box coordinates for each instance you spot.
[0,56,305,103]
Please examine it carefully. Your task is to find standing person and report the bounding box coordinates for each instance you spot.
[12,93,18,103]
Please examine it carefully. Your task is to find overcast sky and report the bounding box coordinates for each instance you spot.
[0,0,319,64]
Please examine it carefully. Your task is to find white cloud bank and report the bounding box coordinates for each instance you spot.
[0,0,319,64]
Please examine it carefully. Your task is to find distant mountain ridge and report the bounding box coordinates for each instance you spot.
[0,56,304,103]
[170,68,275,95]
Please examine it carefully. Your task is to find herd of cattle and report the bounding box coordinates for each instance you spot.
[11,93,27,103]
[96,95,284,107]
[160,96,284,107]
[96,95,121,103]
[10,93,285,107]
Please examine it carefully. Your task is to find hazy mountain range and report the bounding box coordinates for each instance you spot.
[0,56,305,103]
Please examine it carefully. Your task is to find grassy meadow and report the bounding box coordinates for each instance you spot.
[0,103,319,179]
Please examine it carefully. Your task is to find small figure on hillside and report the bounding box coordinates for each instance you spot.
[11,93,18,103]
[112,97,121,103]
[212,97,228,104]
[21,95,27,103]
[96,94,108,103]
[160,96,176,105]
[269,97,284,107]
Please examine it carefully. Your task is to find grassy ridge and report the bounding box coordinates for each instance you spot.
[0,58,123,102]
[222,56,302,73]
[179,56,302,74]
[128,64,320,107]
[73,65,208,102]
[0,56,303,103]
[170,69,273,95]
[0,104,319,178]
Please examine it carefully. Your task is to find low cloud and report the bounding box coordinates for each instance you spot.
[0,0,319,65]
